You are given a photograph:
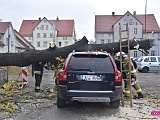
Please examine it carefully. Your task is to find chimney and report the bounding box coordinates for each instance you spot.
[112,12,115,16]
[56,16,59,20]
[133,11,136,16]
[39,17,41,20]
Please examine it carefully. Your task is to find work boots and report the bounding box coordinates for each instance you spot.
[134,92,144,99]
[137,92,144,98]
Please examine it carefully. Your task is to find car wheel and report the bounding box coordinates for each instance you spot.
[57,95,66,108]
[142,67,149,73]
[110,99,120,108]
[138,70,142,72]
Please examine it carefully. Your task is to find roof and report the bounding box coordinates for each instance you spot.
[95,13,160,33]
[19,18,74,37]
[14,30,35,49]
[0,22,11,34]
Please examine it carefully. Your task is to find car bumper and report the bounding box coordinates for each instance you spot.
[58,89,121,102]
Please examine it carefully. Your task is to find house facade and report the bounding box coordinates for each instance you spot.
[95,11,160,57]
[19,17,76,50]
[0,22,34,53]
[0,22,16,53]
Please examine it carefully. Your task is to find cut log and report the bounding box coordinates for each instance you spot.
[0,36,154,67]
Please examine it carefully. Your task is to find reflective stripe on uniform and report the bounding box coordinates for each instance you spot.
[137,88,142,93]
[125,90,130,94]
[35,86,40,89]
[34,71,41,74]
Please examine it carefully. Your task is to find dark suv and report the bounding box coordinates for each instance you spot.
[57,51,122,108]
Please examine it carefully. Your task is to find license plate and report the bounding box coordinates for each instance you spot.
[82,75,101,81]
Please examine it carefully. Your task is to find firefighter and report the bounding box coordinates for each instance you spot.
[115,52,144,99]
[32,62,47,92]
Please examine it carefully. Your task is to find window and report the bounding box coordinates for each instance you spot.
[134,28,137,34]
[11,41,14,47]
[37,27,39,30]
[63,37,67,40]
[129,19,134,25]
[43,33,47,38]
[43,41,47,47]
[144,58,149,62]
[149,57,157,62]
[46,25,48,30]
[158,57,160,62]
[37,33,40,38]
[107,39,111,43]
[41,25,44,30]
[59,42,61,47]
[37,41,40,47]
[101,39,104,44]
[101,34,104,38]
[151,51,155,56]
[65,41,68,46]
[134,51,137,57]
[50,33,54,38]
[123,19,127,25]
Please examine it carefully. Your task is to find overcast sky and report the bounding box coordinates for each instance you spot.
[1,0,160,40]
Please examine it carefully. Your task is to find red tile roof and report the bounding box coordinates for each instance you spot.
[95,15,122,33]
[0,22,10,34]
[95,14,160,33]
[136,14,160,32]
[19,19,74,37]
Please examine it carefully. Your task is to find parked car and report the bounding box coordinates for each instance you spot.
[136,56,160,73]
[56,51,122,108]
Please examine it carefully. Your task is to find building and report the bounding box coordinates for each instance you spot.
[14,30,35,53]
[95,11,160,57]
[19,17,76,50]
[0,22,16,53]
[0,22,34,53]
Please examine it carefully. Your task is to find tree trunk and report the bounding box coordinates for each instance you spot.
[0,36,154,67]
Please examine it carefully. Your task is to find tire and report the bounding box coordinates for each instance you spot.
[110,99,120,108]
[138,70,142,72]
[142,67,149,73]
[57,96,66,108]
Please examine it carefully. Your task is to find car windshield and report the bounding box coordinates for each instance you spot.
[68,54,114,72]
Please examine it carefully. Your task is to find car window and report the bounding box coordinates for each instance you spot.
[137,57,142,62]
[144,58,149,62]
[149,57,157,62]
[68,54,114,72]
[158,57,160,62]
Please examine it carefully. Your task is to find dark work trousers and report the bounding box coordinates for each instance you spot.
[35,74,43,87]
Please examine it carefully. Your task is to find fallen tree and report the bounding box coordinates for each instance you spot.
[0,36,154,67]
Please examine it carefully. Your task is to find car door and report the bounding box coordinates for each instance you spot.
[148,57,158,71]
[158,57,160,70]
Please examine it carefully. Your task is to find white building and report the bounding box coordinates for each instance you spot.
[0,22,16,53]
[19,17,76,50]
[95,11,160,57]
[0,22,34,53]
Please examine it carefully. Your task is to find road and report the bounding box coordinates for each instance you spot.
[0,71,160,120]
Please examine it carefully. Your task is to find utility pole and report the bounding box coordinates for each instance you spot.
[145,0,147,32]
[6,25,10,82]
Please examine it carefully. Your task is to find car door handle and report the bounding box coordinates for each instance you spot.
[149,63,151,64]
